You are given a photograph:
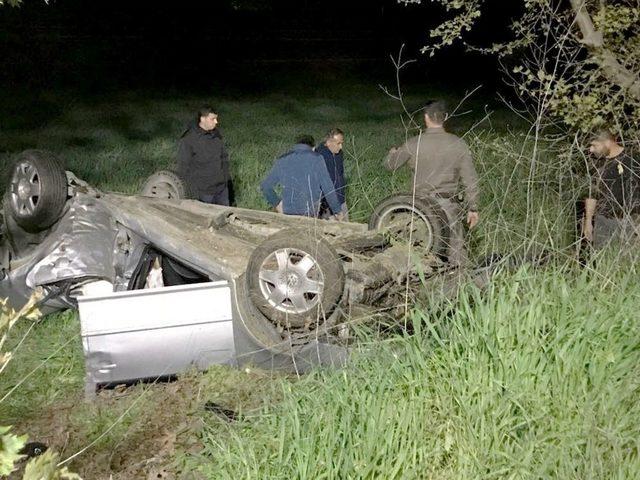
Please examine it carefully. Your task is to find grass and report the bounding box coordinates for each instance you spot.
[0,311,84,425]
[1,81,638,478]
[0,84,525,223]
[183,257,640,479]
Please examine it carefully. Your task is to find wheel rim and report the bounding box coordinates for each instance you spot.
[10,161,42,216]
[258,247,325,315]
[147,181,178,199]
[376,205,434,251]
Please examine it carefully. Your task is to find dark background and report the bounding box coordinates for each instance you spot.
[0,0,521,95]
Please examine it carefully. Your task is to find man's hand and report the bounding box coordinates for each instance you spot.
[332,212,345,222]
[583,197,596,241]
[583,216,594,241]
[275,202,283,214]
[467,210,479,229]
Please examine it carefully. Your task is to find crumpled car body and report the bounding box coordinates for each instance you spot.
[0,169,463,386]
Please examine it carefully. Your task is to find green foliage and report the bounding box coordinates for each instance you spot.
[1,295,42,375]
[0,0,53,8]
[0,311,83,425]
[508,2,640,135]
[23,451,82,480]
[1,297,35,477]
[593,3,639,35]
[1,295,82,478]
[0,426,26,476]
[227,0,273,11]
[400,0,640,137]
[0,86,633,477]
[184,259,640,478]
[401,0,483,57]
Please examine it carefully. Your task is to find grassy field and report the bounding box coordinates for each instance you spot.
[1,82,638,479]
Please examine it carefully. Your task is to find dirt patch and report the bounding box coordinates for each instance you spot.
[12,377,203,479]
[10,366,290,479]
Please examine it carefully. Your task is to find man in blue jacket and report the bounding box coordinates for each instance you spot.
[316,128,348,220]
[261,135,343,218]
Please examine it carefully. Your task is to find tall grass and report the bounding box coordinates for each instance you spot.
[186,256,640,479]
[1,85,638,477]
[0,311,83,424]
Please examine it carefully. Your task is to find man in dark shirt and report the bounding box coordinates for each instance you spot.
[177,106,230,205]
[317,128,348,220]
[261,135,342,218]
[583,129,639,246]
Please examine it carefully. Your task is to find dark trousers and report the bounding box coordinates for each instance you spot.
[433,197,468,267]
[199,185,230,206]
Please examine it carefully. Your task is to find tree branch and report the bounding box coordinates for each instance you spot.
[568,0,640,99]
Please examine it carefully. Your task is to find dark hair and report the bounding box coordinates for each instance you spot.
[197,105,217,122]
[592,129,616,143]
[423,100,448,124]
[295,134,315,147]
[325,127,344,140]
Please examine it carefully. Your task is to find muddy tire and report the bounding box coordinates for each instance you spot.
[369,194,449,256]
[140,170,194,200]
[246,229,344,329]
[7,150,68,233]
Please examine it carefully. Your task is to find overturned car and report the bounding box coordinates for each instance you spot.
[0,150,469,390]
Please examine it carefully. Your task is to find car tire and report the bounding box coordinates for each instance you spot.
[369,194,449,256]
[8,150,68,233]
[246,229,345,330]
[140,170,194,200]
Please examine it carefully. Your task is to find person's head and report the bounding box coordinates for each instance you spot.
[589,129,618,158]
[296,134,315,147]
[325,128,345,154]
[198,105,219,131]
[423,100,448,128]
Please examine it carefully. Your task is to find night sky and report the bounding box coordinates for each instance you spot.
[0,0,520,93]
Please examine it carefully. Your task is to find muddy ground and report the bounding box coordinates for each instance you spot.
[9,367,287,479]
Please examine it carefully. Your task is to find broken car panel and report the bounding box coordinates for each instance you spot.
[1,150,464,392]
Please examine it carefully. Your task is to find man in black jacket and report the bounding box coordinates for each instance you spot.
[177,106,230,205]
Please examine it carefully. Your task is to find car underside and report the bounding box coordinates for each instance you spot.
[0,150,483,386]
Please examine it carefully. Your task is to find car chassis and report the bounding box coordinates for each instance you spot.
[0,151,472,389]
